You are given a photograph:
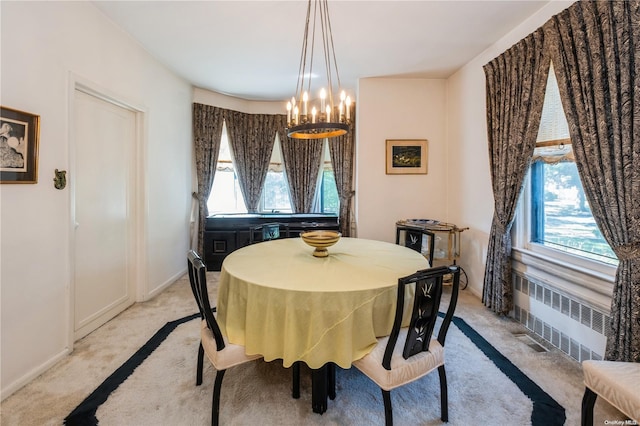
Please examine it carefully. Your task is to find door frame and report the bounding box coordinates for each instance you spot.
[67,74,148,350]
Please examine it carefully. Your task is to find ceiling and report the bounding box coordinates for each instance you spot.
[92,0,549,102]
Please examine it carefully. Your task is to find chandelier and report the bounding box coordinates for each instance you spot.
[286,0,352,140]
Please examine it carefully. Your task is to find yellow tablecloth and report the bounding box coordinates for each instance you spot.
[217,237,429,369]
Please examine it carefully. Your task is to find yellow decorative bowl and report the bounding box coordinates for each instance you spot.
[300,230,342,257]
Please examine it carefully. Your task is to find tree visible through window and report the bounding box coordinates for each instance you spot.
[315,140,339,214]
[528,65,616,265]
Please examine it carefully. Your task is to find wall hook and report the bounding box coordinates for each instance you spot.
[54,169,66,190]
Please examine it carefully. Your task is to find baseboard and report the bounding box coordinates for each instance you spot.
[146,268,187,301]
[1,348,70,401]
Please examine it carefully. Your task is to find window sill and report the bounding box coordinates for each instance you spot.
[511,247,615,313]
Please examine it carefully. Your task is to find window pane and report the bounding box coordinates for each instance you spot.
[207,169,247,213]
[321,169,339,214]
[530,161,616,264]
[207,124,247,214]
[316,139,339,214]
[262,170,292,213]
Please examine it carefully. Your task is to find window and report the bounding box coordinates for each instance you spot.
[207,123,292,214]
[520,65,616,266]
[314,140,340,214]
[207,123,339,215]
[207,123,247,214]
[259,135,292,213]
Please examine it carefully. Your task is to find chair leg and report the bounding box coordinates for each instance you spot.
[382,389,393,426]
[292,361,300,399]
[196,342,204,386]
[438,365,448,422]
[581,387,597,426]
[212,369,226,426]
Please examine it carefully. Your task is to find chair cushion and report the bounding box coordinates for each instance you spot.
[200,320,262,370]
[583,360,640,422]
[353,328,444,391]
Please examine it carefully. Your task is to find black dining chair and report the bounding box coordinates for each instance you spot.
[353,265,461,425]
[395,225,436,266]
[187,250,215,387]
[187,250,262,426]
[249,222,290,244]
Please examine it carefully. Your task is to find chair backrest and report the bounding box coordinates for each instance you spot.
[249,222,290,244]
[382,265,461,370]
[395,226,435,265]
[187,250,225,350]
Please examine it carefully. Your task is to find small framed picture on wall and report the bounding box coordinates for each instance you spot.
[385,139,428,175]
[1,106,40,184]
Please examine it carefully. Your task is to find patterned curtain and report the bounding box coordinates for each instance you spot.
[225,111,283,212]
[482,29,550,314]
[192,103,224,255]
[328,103,356,236]
[543,1,640,362]
[277,128,324,213]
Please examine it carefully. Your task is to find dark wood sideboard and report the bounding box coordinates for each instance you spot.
[203,213,340,270]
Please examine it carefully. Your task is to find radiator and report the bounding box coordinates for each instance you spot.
[511,272,610,362]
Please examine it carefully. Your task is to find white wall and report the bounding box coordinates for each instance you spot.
[356,78,448,242]
[445,1,575,297]
[1,1,192,399]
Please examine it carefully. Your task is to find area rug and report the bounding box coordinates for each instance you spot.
[64,314,565,426]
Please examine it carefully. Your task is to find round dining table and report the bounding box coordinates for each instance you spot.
[216,236,430,412]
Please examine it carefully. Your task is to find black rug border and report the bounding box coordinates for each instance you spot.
[64,313,199,426]
[65,313,565,426]
[448,314,566,425]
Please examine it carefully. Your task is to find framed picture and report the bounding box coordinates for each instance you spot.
[1,106,40,184]
[385,139,428,175]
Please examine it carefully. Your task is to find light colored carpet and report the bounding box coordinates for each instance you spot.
[1,272,627,425]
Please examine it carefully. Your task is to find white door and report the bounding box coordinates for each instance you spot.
[73,89,136,340]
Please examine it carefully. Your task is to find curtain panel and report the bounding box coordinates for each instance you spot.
[278,132,324,213]
[224,111,284,212]
[192,103,225,255]
[543,0,640,362]
[482,28,550,314]
[328,104,356,236]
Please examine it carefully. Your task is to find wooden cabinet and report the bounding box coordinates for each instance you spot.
[204,213,340,270]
